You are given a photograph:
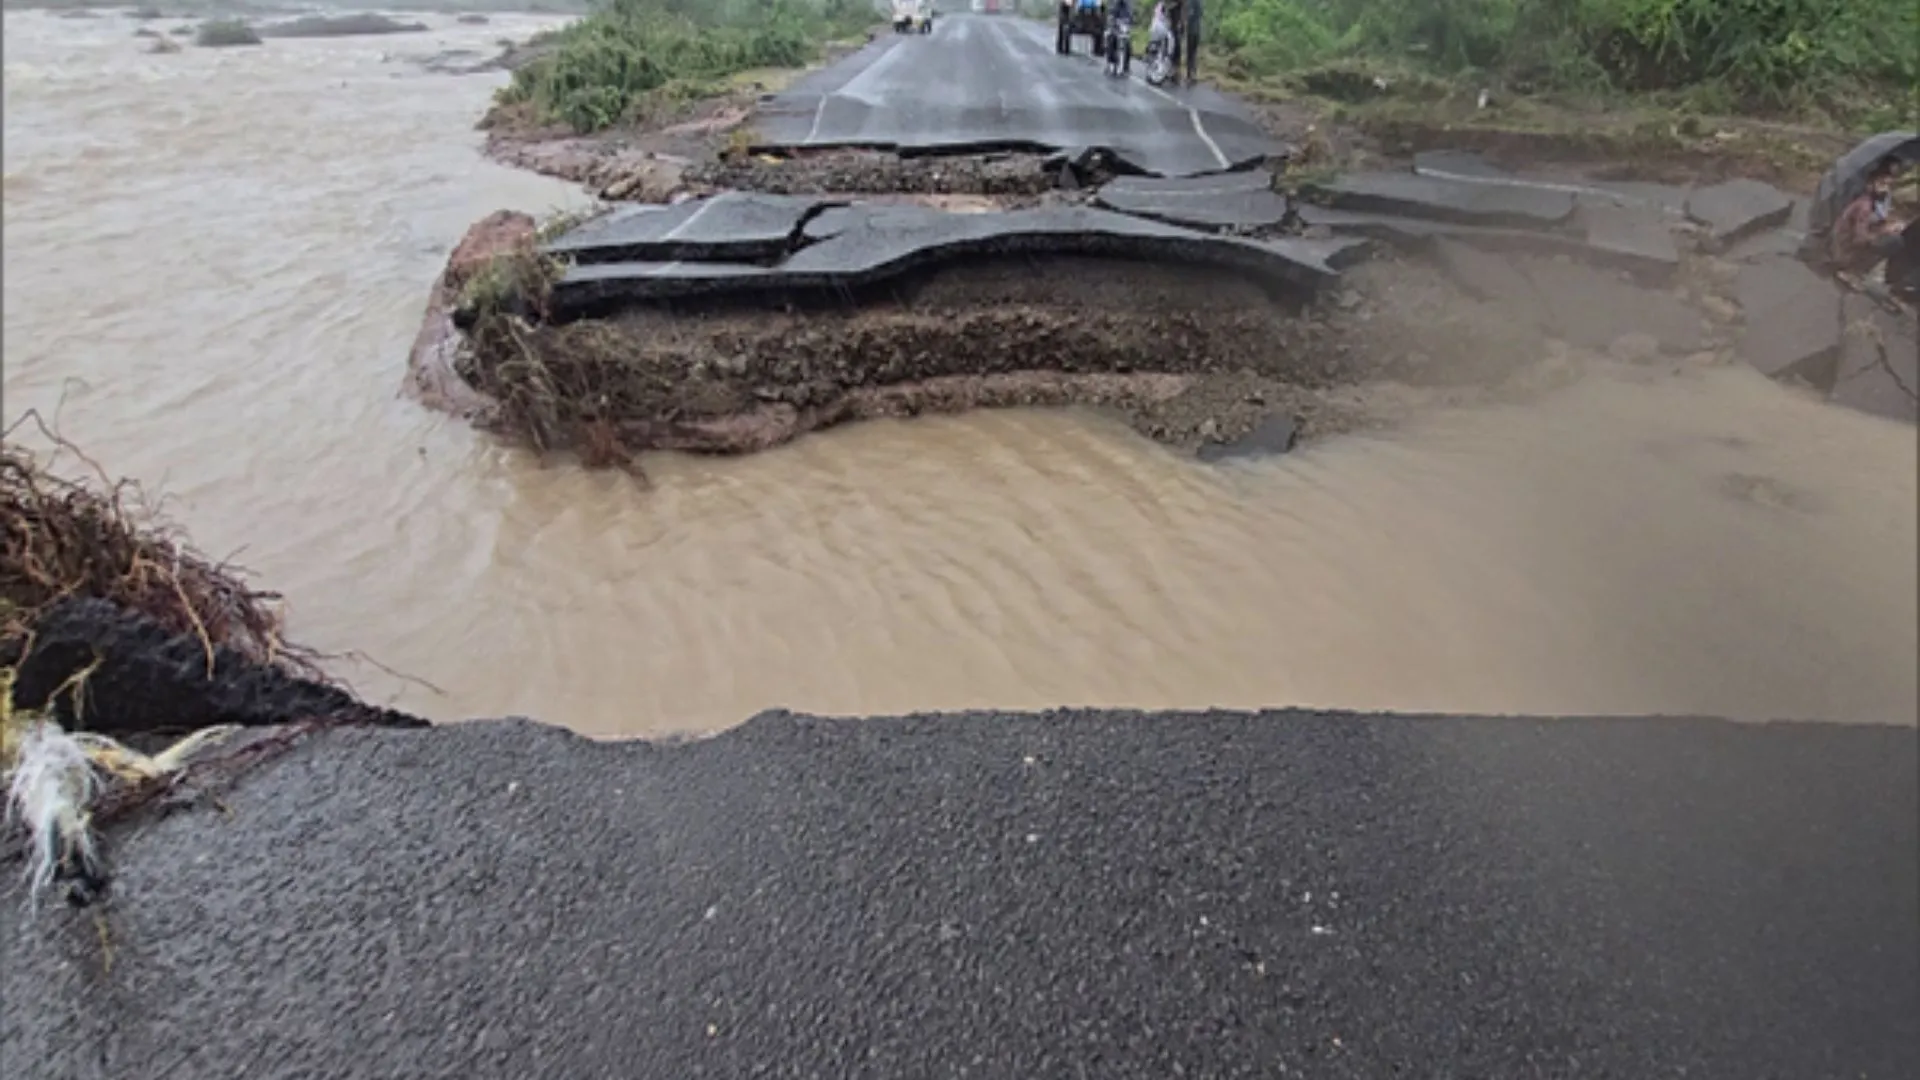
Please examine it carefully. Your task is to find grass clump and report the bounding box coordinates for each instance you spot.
[0,421,306,678]
[1210,0,1917,128]
[194,18,263,48]
[449,210,586,325]
[496,0,874,134]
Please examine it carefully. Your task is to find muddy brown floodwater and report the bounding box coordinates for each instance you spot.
[4,13,1915,736]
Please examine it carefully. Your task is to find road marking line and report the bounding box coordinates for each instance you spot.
[1415,165,1663,211]
[803,33,906,145]
[1141,81,1229,171]
[803,96,829,144]
[663,198,718,241]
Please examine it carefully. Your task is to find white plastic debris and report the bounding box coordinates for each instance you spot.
[5,720,98,907]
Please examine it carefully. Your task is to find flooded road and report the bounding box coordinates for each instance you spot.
[5,11,1915,736]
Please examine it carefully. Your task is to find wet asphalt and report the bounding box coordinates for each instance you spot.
[752,14,1280,176]
[3,708,1916,1079]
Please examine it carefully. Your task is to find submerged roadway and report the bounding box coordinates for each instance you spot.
[752,12,1282,177]
[3,710,1916,1078]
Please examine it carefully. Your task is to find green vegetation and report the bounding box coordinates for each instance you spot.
[193,19,263,49]
[1210,0,1918,125]
[496,0,875,134]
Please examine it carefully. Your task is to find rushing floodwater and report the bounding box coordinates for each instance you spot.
[5,12,1916,735]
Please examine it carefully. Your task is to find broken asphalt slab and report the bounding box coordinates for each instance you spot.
[544,193,839,264]
[4,709,1914,1079]
[1412,149,1690,216]
[1297,204,1679,281]
[1092,171,1291,232]
[1424,240,1704,354]
[1686,178,1795,251]
[1523,257,1709,355]
[1431,238,1543,309]
[1735,256,1845,384]
[1831,293,1920,421]
[547,201,1362,313]
[1306,171,1578,230]
[747,15,1281,178]
[1575,202,1682,274]
[1407,149,1815,272]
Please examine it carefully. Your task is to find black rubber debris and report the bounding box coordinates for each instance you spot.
[9,597,427,744]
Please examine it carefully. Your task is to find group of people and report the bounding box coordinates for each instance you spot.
[1106,0,1202,84]
[1829,156,1919,301]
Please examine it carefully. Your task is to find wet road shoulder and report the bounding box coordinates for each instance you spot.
[5,709,1915,1078]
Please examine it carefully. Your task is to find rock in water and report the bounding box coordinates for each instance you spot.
[1198,413,1299,462]
[194,20,262,48]
[257,14,429,39]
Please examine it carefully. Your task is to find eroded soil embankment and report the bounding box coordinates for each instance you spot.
[411,210,1564,463]
[434,244,1493,463]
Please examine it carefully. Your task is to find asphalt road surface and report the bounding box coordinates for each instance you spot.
[753,14,1281,177]
[544,193,1353,313]
[4,709,1915,1079]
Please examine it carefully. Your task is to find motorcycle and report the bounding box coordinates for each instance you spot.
[1142,32,1172,86]
[1103,16,1131,76]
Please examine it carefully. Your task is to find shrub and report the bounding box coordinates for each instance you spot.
[194,19,263,48]
[498,0,867,134]
[1204,0,1917,118]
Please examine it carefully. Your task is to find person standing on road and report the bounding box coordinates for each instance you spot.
[1147,0,1174,73]
[1163,0,1185,82]
[1182,0,1202,84]
[1107,0,1135,74]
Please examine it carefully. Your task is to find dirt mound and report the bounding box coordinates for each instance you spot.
[406,209,536,421]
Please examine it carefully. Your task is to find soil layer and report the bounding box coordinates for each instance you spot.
[450,255,1541,462]
[687,149,1068,200]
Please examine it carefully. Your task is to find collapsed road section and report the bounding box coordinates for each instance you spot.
[1288,149,1919,422]
[540,194,1356,312]
[413,190,1373,465]
[413,145,1917,470]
